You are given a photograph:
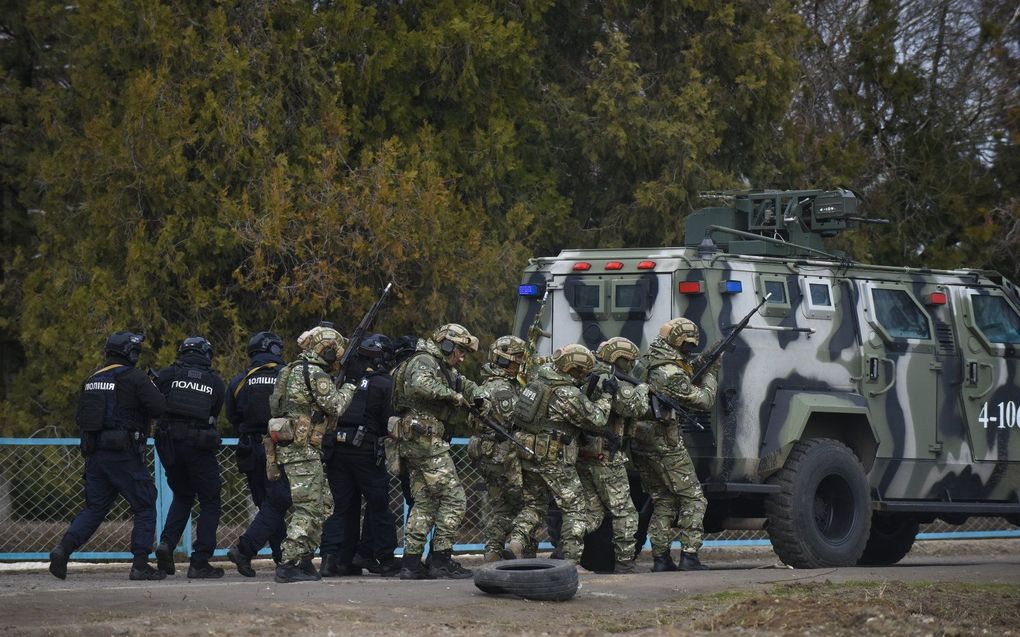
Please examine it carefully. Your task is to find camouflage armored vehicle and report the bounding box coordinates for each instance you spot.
[513,189,1020,568]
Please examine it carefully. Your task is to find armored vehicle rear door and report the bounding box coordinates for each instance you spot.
[950,286,1020,493]
[856,281,942,498]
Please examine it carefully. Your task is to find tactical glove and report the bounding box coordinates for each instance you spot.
[451,392,472,408]
[600,375,620,397]
[473,397,492,416]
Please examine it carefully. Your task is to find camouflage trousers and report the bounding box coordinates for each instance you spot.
[511,460,589,563]
[576,455,638,562]
[631,445,706,556]
[470,445,524,555]
[277,445,332,563]
[402,450,466,554]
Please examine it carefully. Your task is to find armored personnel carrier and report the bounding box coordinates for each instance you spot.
[513,189,1020,568]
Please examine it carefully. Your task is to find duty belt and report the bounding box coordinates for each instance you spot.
[335,425,380,448]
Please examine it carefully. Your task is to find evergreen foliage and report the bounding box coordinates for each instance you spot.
[0,1,1016,434]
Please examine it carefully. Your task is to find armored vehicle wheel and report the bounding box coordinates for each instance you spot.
[473,559,579,601]
[765,438,871,568]
[857,513,919,565]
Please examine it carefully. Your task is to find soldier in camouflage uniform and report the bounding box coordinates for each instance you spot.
[467,335,527,562]
[631,318,719,572]
[391,323,483,579]
[268,325,356,583]
[506,344,613,565]
[576,337,648,574]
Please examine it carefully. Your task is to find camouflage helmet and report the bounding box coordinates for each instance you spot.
[595,337,640,365]
[489,335,526,368]
[552,343,596,377]
[297,325,347,365]
[659,317,700,349]
[432,323,479,354]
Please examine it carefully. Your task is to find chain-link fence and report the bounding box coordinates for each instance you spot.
[1,438,1017,559]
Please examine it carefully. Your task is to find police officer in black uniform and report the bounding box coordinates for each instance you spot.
[153,336,226,578]
[49,331,167,581]
[225,331,290,577]
[319,334,399,577]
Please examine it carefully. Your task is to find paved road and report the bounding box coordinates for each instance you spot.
[2,543,1018,636]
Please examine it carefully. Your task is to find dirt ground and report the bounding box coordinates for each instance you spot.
[1,539,1018,636]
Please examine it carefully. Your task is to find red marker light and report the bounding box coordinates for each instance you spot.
[678,281,703,294]
[605,261,624,270]
[572,262,591,271]
[637,261,656,270]
[927,292,947,306]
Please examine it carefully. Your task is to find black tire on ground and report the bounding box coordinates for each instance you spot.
[857,512,919,565]
[473,559,579,601]
[765,438,872,568]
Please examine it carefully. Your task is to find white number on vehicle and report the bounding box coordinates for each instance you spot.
[978,400,1020,429]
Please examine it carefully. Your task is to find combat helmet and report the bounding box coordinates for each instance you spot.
[489,335,526,371]
[432,323,479,356]
[247,331,283,358]
[552,343,596,379]
[659,317,700,350]
[179,336,214,362]
[297,325,347,367]
[596,337,640,371]
[105,331,145,365]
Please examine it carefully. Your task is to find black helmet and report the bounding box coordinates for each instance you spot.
[358,333,392,359]
[105,331,145,365]
[178,336,213,361]
[246,331,284,358]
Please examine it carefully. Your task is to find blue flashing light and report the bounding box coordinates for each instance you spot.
[518,284,543,297]
[720,280,743,294]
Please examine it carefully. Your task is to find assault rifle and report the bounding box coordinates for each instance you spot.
[609,368,705,431]
[690,293,771,384]
[464,401,535,457]
[336,282,393,387]
[520,288,550,382]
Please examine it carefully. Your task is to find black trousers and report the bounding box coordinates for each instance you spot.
[158,443,221,563]
[237,436,289,562]
[321,449,397,564]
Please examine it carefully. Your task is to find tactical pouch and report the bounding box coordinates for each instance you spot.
[383,437,401,475]
[533,432,550,461]
[662,422,681,448]
[309,421,327,448]
[562,440,578,465]
[263,434,281,481]
[514,432,537,460]
[268,417,294,444]
[631,421,655,445]
[466,435,482,461]
[97,430,134,452]
[291,415,312,447]
[75,393,106,432]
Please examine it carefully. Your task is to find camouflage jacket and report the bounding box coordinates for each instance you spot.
[469,363,521,437]
[522,363,611,437]
[640,337,718,412]
[270,352,356,422]
[392,338,480,425]
[595,361,652,435]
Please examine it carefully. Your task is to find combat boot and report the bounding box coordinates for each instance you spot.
[299,555,321,579]
[376,557,401,577]
[274,560,319,583]
[398,554,434,580]
[352,553,379,572]
[614,559,636,574]
[129,563,167,581]
[155,542,176,575]
[319,553,341,577]
[187,560,225,579]
[502,539,525,560]
[678,551,709,571]
[48,545,69,580]
[227,545,256,577]
[549,547,565,560]
[652,552,677,572]
[428,550,473,579]
[482,549,502,563]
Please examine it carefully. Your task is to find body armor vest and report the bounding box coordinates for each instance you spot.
[337,376,370,427]
[76,364,132,432]
[164,366,216,423]
[511,378,573,434]
[236,362,278,433]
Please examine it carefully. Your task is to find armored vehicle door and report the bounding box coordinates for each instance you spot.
[950,286,1020,492]
[856,281,942,498]
[550,271,671,352]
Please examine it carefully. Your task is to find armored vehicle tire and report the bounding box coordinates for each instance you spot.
[765,438,871,568]
[857,513,919,566]
[473,559,579,601]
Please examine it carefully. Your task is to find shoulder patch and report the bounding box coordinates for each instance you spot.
[677,378,692,395]
[316,378,332,394]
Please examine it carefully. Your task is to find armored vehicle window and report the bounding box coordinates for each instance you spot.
[872,288,931,340]
[972,295,1020,343]
[809,283,831,307]
[572,283,603,311]
[614,283,645,309]
[765,280,787,304]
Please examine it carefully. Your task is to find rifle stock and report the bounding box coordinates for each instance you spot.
[466,404,535,457]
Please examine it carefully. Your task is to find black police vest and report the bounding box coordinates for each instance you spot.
[164,366,216,424]
[235,363,279,434]
[337,376,371,428]
[75,365,132,432]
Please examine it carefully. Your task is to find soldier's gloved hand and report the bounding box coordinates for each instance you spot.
[451,392,472,408]
[600,375,620,397]
[341,382,357,394]
[473,397,492,416]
